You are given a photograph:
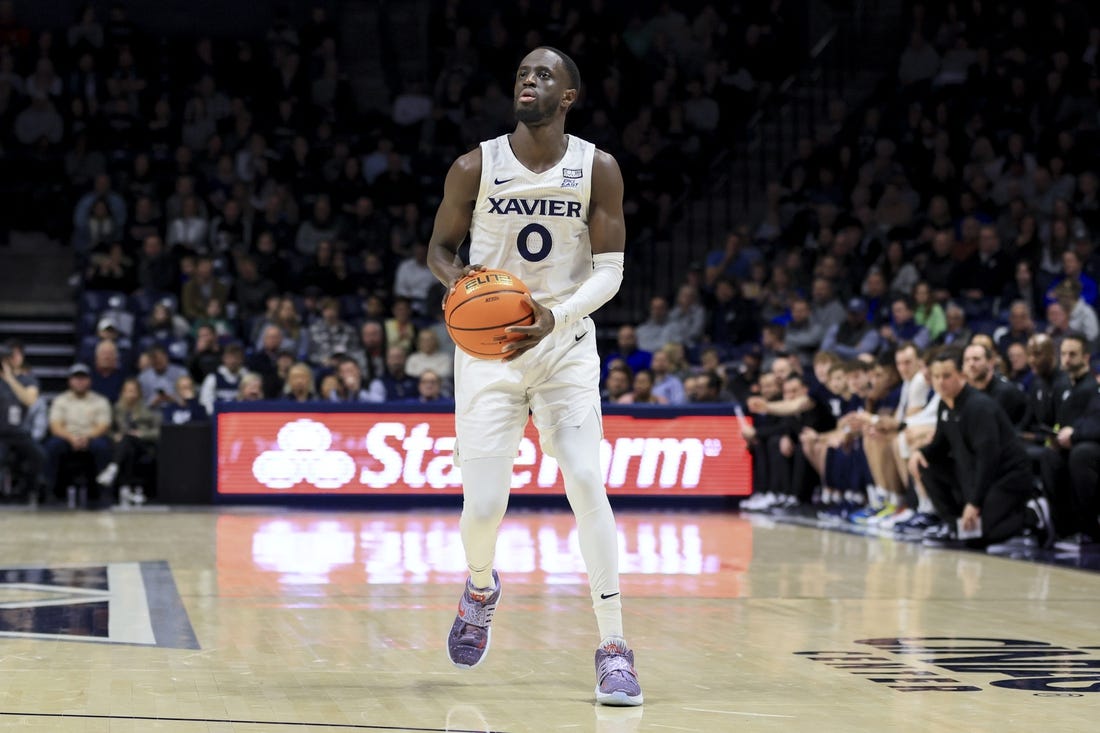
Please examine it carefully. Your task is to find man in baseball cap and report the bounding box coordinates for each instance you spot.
[42,363,112,500]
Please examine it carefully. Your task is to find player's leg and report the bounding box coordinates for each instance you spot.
[864,430,903,497]
[459,455,513,589]
[549,407,621,634]
[448,357,528,669]
[548,407,643,706]
[531,321,642,706]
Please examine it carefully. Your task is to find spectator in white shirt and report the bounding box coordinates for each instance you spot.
[405,329,454,396]
[394,241,438,316]
[166,195,209,252]
[635,295,680,353]
[650,348,687,405]
[667,284,706,347]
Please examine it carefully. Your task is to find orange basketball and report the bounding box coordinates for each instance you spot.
[445,269,536,358]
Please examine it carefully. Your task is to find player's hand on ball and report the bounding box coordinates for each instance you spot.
[502,294,553,361]
[444,264,487,307]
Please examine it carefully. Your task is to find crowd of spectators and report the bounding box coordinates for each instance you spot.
[592,1,1100,553]
[0,1,803,505]
[5,0,1097,546]
[601,0,1100,405]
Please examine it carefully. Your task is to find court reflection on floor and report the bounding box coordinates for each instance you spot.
[215,511,752,600]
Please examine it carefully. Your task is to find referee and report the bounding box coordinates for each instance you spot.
[907,347,1047,547]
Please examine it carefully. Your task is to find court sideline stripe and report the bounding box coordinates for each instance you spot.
[0,711,509,732]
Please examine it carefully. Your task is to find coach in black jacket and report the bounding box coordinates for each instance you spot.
[1062,385,1100,544]
[1038,333,1098,537]
[963,342,1030,430]
[908,348,1036,544]
[1018,334,1061,451]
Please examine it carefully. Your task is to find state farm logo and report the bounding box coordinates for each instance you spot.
[252,419,357,489]
[246,419,726,492]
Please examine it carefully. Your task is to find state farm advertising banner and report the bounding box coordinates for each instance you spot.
[215,408,751,497]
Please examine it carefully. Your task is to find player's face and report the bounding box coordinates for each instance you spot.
[895,347,918,382]
[782,379,804,401]
[846,369,866,396]
[514,49,572,125]
[828,369,846,395]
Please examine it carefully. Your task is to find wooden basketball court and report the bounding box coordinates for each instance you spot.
[0,507,1096,732]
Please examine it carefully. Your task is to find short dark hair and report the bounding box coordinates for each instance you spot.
[537,46,581,90]
[336,355,361,371]
[608,363,633,381]
[1062,331,1090,352]
[891,294,913,310]
[895,341,919,358]
[964,341,992,361]
[931,346,963,370]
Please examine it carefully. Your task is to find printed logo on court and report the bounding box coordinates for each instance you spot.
[0,561,198,648]
[797,637,1100,694]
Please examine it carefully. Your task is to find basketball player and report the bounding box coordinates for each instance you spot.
[426,47,642,706]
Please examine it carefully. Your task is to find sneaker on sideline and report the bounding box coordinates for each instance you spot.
[768,495,801,515]
[594,637,643,707]
[1054,533,1100,554]
[447,570,501,669]
[847,506,879,525]
[922,523,959,547]
[1026,496,1054,548]
[878,507,914,530]
[96,463,118,488]
[986,530,1043,555]
[740,493,779,512]
[896,512,940,535]
[866,504,900,526]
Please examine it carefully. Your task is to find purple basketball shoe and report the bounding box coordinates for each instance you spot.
[447,571,501,669]
[595,637,644,706]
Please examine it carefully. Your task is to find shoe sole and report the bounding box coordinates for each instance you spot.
[447,584,501,670]
[595,688,644,706]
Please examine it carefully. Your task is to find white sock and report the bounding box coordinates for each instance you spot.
[592,592,624,641]
[599,634,627,649]
[458,456,513,589]
[551,409,624,642]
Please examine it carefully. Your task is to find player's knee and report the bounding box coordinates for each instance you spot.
[462,493,508,524]
[563,468,608,516]
[563,458,603,492]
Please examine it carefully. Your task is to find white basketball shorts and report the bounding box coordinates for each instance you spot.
[453,315,601,463]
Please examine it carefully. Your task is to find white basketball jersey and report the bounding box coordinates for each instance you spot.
[469,134,596,309]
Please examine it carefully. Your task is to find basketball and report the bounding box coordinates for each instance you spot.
[445,269,536,358]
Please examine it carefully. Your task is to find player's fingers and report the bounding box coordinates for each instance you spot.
[501,344,534,361]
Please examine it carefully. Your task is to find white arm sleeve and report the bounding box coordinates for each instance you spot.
[550,252,624,331]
